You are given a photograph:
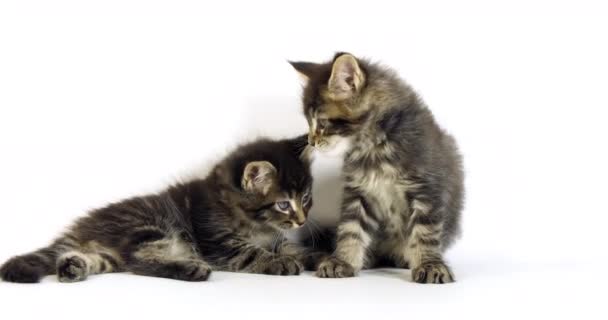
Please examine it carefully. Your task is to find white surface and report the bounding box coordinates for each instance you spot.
[1,1,607,319]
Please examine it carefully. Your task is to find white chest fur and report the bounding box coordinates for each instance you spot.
[306,139,351,227]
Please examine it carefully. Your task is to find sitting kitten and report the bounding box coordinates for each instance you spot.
[289,53,464,284]
[1,135,320,283]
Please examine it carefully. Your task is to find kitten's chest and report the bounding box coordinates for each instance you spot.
[346,163,410,221]
[344,148,414,230]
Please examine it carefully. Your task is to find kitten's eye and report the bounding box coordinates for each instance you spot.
[276,201,291,211]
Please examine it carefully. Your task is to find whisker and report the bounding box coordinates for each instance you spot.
[270,230,283,254]
[306,218,323,249]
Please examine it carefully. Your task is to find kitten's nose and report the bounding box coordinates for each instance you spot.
[293,203,307,226]
[295,212,306,226]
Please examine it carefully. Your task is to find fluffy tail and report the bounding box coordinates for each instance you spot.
[1,246,58,283]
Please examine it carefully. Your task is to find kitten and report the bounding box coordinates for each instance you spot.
[289,53,464,284]
[0,135,322,283]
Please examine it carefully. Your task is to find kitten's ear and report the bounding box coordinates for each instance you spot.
[288,61,320,81]
[328,53,365,101]
[242,161,277,195]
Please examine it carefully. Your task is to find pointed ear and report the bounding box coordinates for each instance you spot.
[328,54,365,101]
[241,161,277,195]
[288,61,320,81]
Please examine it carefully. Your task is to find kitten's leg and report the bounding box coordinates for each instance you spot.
[316,194,378,278]
[1,246,59,283]
[218,237,303,275]
[56,242,123,283]
[128,257,211,282]
[405,199,454,284]
[1,233,121,283]
[125,228,211,282]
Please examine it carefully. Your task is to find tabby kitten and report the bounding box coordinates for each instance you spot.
[289,53,464,284]
[1,135,320,283]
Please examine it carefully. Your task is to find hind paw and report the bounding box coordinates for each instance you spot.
[0,256,45,283]
[57,254,88,283]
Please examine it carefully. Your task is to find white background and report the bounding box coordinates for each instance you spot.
[1,0,607,319]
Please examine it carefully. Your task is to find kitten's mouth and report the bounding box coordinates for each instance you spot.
[280,222,304,230]
[317,140,330,147]
[312,137,351,157]
[313,140,336,152]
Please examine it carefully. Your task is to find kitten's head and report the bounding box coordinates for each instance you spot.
[228,135,313,230]
[289,53,371,152]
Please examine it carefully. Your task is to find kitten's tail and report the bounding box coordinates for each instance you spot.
[1,245,60,283]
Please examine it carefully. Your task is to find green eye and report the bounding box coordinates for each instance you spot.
[276,201,290,211]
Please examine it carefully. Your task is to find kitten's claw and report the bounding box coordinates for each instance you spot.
[316,256,356,278]
[260,255,303,276]
[412,261,454,284]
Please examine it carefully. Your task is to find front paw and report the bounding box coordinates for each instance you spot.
[316,256,356,278]
[259,256,303,276]
[171,260,212,282]
[412,261,454,284]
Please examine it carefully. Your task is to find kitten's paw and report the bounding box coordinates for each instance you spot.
[57,254,88,283]
[171,260,212,282]
[1,256,46,283]
[316,257,356,278]
[260,256,303,276]
[412,261,455,284]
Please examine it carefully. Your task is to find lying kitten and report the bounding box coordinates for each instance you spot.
[290,53,464,284]
[1,135,320,283]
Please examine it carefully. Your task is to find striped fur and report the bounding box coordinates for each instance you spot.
[290,53,464,283]
[1,135,325,283]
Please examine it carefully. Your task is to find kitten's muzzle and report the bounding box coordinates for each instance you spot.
[281,221,304,229]
[308,132,320,147]
[290,221,305,229]
[308,128,326,147]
